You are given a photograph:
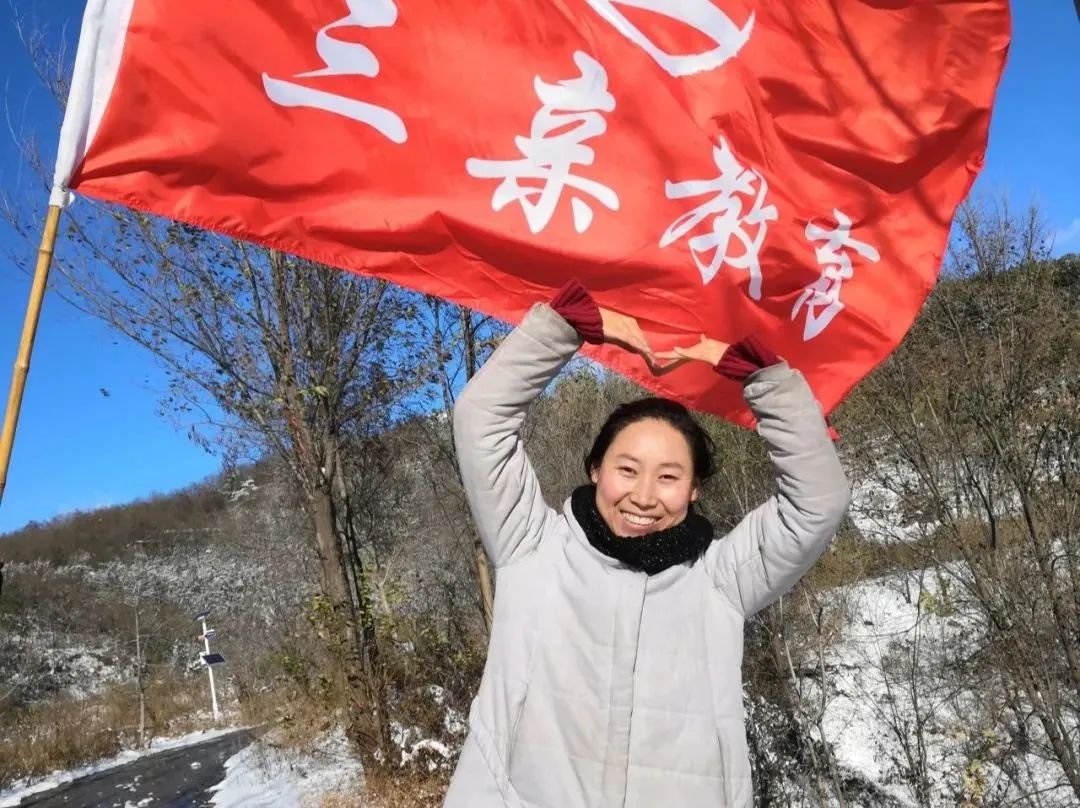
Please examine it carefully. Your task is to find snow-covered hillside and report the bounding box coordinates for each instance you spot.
[809,570,1073,807]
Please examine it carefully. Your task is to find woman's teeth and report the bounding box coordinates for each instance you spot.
[621,512,659,527]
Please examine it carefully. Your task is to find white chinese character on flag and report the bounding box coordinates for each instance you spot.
[792,209,880,341]
[659,137,777,299]
[466,51,619,234]
[583,0,753,77]
[263,0,407,144]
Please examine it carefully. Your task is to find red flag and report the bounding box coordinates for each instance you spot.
[53,0,1010,426]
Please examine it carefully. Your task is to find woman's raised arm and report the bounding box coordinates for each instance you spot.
[704,363,850,617]
[454,280,652,568]
[453,303,581,568]
[657,334,849,617]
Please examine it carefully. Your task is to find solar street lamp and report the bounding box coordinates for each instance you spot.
[196,610,225,721]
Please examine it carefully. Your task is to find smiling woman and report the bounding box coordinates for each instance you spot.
[586,397,714,536]
[444,278,851,808]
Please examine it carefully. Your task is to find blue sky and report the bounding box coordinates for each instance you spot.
[0,2,1078,535]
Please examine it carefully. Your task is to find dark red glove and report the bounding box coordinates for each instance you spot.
[550,278,604,344]
[714,334,780,382]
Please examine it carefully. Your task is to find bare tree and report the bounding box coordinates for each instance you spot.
[5,123,425,761]
[416,299,506,633]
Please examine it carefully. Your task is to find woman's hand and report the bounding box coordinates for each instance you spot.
[598,306,655,364]
[655,335,730,367]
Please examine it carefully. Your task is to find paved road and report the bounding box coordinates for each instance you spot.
[12,729,255,808]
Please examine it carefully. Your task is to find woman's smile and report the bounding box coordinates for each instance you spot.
[619,510,660,528]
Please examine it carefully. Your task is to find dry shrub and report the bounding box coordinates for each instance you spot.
[234,685,293,733]
[0,675,205,789]
[234,603,358,749]
[237,674,351,752]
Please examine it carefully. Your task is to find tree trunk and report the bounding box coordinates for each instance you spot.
[311,485,352,609]
[339,508,392,761]
[460,307,495,634]
[310,486,383,759]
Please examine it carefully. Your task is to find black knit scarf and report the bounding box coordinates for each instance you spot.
[570,485,716,575]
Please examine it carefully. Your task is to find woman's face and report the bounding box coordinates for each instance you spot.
[590,418,700,538]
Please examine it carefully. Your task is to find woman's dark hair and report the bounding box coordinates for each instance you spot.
[584,397,716,481]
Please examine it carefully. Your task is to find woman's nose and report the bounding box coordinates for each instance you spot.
[630,479,657,507]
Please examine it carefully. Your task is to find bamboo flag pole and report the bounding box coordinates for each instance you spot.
[0,205,63,509]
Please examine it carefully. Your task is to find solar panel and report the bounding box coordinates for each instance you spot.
[201,653,226,666]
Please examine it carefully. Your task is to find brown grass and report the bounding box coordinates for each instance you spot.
[0,676,207,790]
[310,794,364,808]
[360,768,450,808]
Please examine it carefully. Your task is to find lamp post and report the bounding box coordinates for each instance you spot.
[195,611,225,722]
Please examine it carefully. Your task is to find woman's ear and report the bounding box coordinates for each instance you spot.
[590,467,599,485]
[690,482,701,503]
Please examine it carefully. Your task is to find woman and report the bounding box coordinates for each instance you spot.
[443,280,850,808]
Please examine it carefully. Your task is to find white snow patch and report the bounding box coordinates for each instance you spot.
[0,728,240,807]
[227,479,258,503]
[209,729,362,808]
[443,706,467,737]
[812,569,1073,806]
[848,473,930,544]
[388,720,456,772]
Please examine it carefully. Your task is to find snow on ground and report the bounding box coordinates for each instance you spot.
[814,569,1072,807]
[381,685,467,772]
[0,728,240,808]
[847,473,930,544]
[209,729,362,808]
[816,572,955,806]
[389,722,454,772]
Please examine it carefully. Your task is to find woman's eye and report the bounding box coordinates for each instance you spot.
[660,475,678,482]
[618,466,635,476]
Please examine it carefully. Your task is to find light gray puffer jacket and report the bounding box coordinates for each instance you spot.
[443,304,850,808]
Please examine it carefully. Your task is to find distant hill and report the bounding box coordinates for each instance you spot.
[0,463,277,564]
